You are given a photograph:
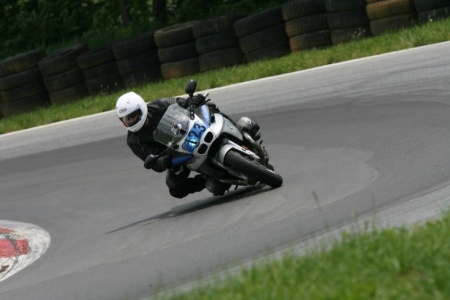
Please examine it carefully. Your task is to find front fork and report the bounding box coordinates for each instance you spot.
[216,136,268,167]
[241,131,269,166]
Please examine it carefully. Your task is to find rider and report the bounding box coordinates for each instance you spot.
[116,91,208,198]
[115,91,261,198]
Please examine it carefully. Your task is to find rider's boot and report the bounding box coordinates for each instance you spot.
[167,171,207,199]
[205,178,231,196]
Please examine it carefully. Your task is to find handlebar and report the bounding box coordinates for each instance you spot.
[189,92,210,120]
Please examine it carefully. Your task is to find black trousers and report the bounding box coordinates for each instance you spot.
[166,168,206,198]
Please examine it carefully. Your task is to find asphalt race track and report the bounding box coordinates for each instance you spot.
[1,42,450,300]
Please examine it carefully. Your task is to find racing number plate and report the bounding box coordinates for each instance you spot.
[182,123,206,153]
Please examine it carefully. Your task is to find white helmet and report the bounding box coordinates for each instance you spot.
[116,92,148,132]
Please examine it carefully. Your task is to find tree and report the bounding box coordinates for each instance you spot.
[116,0,132,25]
[153,0,166,23]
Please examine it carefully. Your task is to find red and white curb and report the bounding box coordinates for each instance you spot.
[0,221,50,282]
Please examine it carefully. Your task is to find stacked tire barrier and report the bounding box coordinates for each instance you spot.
[366,0,418,36]
[282,0,331,52]
[325,0,371,44]
[193,15,245,72]
[155,23,199,80]
[2,3,450,120]
[77,44,123,96]
[113,32,161,88]
[234,7,290,62]
[0,49,49,117]
[38,44,89,105]
[413,0,450,23]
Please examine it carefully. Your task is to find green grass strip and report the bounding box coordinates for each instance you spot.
[164,210,450,300]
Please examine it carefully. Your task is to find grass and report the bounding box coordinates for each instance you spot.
[1,17,449,135]
[161,210,450,300]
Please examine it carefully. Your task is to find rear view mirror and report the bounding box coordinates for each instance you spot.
[185,79,197,97]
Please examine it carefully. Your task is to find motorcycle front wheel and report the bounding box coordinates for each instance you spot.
[224,150,283,188]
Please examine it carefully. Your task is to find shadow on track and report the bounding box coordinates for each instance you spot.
[108,184,271,233]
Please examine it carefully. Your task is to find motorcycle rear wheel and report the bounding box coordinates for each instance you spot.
[224,150,283,188]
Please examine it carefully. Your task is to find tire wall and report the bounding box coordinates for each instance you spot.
[366,0,418,36]
[155,22,200,80]
[1,1,450,119]
[325,0,371,45]
[78,44,124,96]
[194,15,246,72]
[235,7,291,62]
[0,49,49,117]
[412,0,450,23]
[38,44,89,105]
[283,0,330,52]
[112,32,161,88]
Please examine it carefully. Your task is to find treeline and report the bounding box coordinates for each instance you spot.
[1,0,286,59]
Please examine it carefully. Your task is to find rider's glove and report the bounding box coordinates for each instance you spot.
[155,155,171,172]
[144,154,171,172]
[192,94,206,107]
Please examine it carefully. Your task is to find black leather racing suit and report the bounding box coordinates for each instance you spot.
[126,97,206,198]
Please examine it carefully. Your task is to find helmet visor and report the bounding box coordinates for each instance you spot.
[120,108,143,128]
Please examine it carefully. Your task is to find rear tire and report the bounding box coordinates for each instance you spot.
[224,151,283,188]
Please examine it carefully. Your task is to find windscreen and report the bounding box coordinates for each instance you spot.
[153,104,190,147]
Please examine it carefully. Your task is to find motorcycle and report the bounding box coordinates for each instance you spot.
[145,79,283,195]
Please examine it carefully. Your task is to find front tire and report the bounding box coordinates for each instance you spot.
[224,150,283,188]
